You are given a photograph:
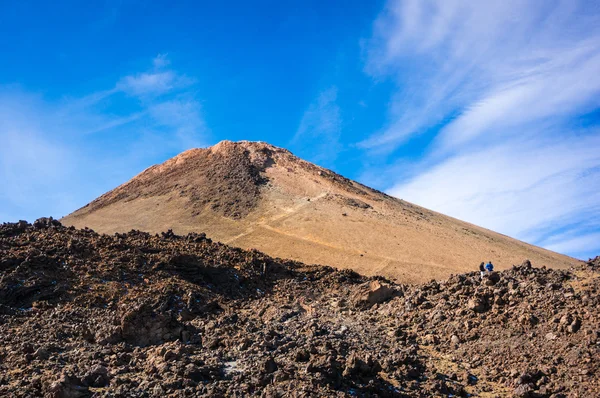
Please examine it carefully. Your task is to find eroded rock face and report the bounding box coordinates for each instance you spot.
[0,221,598,397]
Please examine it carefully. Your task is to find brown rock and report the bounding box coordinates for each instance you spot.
[45,373,89,398]
[568,318,581,333]
[513,383,534,397]
[450,334,461,346]
[484,271,501,286]
[351,280,395,308]
[83,365,110,388]
[467,296,487,313]
[263,357,278,374]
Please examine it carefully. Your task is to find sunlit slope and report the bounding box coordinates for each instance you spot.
[62,140,577,283]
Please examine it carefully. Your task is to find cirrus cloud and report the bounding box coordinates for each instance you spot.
[361,0,600,259]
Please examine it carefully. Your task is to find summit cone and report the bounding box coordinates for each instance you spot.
[61,140,576,282]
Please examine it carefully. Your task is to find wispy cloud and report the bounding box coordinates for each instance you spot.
[544,232,600,259]
[0,54,210,222]
[0,90,82,221]
[82,54,208,148]
[152,53,171,69]
[292,87,342,165]
[363,0,600,151]
[388,133,600,244]
[148,98,207,149]
[117,71,178,97]
[117,54,194,98]
[362,0,600,258]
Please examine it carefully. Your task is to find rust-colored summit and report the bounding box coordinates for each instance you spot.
[62,140,576,282]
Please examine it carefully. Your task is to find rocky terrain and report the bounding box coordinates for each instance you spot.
[61,141,577,283]
[0,219,598,397]
[72,143,271,220]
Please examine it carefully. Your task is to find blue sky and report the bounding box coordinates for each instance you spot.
[1,0,599,260]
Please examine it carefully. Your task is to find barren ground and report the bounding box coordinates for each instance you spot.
[62,141,577,284]
[0,220,597,397]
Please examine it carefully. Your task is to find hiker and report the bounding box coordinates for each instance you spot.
[485,261,494,273]
[479,262,485,278]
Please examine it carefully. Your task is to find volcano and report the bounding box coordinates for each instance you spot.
[61,140,576,282]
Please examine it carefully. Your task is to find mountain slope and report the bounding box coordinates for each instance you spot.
[61,140,577,282]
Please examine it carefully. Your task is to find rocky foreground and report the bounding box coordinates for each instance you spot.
[0,219,598,397]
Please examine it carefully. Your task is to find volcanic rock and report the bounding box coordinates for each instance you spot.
[0,222,598,397]
[351,279,395,308]
[45,373,89,398]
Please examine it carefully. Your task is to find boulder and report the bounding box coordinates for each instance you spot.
[119,303,194,347]
[343,353,382,377]
[568,318,581,333]
[263,357,278,374]
[513,383,534,398]
[351,280,395,308]
[33,217,62,229]
[467,296,488,313]
[483,271,501,286]
[83,365,110,388]
[45,373,89,398]
[450,334,461,346]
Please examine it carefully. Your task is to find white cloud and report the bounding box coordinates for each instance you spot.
[80,113,144,135]
[0,55,210,222]
[389,133,600,241]
[117,54,193,98]
[93,55,208,150]
[363,0,600,258]
[362,0,600,151]
[544,232,600,260]
[153,53,171,69]
[0,92,80,221]
[149,98,209,149]
[117,71,178,97]
[292,87,342,165]
[437,44,600,153]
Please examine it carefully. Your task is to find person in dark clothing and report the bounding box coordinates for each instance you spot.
[479,262,485,279]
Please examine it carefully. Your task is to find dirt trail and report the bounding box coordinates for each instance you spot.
[224,191,329,245]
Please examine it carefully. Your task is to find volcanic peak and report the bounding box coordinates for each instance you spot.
[74,140,288,220]
[62,140,578,283]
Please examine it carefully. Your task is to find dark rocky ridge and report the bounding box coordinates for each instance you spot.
[0,219,598,397]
